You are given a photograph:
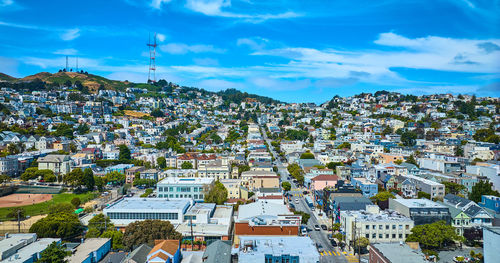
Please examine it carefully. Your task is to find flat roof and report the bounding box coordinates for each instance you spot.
[104,198,192,212]
[237,200,290,221]
[393,198,447,209]
[9,238,60,263]
[157,177,214,185]
[67,238,110,263]
[372,243,426,263]
[342,210,413,223]
[236,236,320,263]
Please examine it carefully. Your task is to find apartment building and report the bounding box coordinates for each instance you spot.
[156,177,214,202]
[389,198,451,225]
[340,205,414,245]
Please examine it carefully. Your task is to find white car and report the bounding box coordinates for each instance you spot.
[301,228,307,236]
[295,199,299,204]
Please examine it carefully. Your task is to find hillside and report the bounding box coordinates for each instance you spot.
[20,71,129,92]
[0,71,281,104]
[0,73,16,81]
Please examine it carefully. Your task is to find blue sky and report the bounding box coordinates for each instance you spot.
[0,0,499,103]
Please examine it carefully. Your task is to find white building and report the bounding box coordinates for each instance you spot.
[103,198,193,227]
[156,177,214,202]
[340,205,414,245]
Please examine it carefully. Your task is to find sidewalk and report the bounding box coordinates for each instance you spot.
[311,208,332,228]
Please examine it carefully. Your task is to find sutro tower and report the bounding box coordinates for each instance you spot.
[147,33,158,83]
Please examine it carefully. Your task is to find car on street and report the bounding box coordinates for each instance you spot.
[303,190,308,195]
[295,199,299,204]
[321,225,328,231]
[316,243,324,253]
[330,239,337,247]
[314,225,320,231]
[301,227,307,236]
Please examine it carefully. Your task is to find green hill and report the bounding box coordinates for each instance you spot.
[0,73,16,81]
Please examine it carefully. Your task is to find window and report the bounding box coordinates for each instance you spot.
[379,234,382,238]
[386,234,389,239]
[372,225,376,229]
[399,234,403,239]
[366,234,369,238]
[392,234,396,238]
[392,225,396,230]
[405,225,410,230]
[379,225,383,230]
[366,225,369,230]
[372,233,376,238]
[399,225,403,230]
[385,225,389,230]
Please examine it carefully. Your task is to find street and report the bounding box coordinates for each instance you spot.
[262,128,357,263]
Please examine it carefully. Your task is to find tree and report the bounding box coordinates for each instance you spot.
[406,155,418,166]
[442,181,466,195]
[401,131,417,146]
[36,241,68,263]
[382,126,393,136]
[473,128,500,144]
[337,142,351,149]
[354,237,370,252]
[82,168,95,191]
[150,108,164,118]
[327,162,344,170]
[103,171,126,185]
[76,124,90,135]
[181,162,193,169]
[238,165,250,175]
[394,159,403,165]
[94,176,104,191]
[6,208,25,220]
[21,167,39,181]
[118,144,131,162]
[417,191,431,199]
[469,180,500,203]
[88,214,114,234]
[64,168,83,187]
[204,180,228,205]
[122,219,182,250]
[406,221,460,249]
[282,181,291,192]
[157,157,166,169]
[85,228,101,238]
[300,152,315,159]
[30,212,84,239]
[370,191,395,204]
[101,230,124,250]
[48,203,75,214]
[71,197,81,208]
[0,174,11,184]
[293,211,310,224]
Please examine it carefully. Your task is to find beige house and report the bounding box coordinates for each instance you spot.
[38,154,71,175]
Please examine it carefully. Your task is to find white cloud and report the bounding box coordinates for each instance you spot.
[60,28,80,41]
[237,37,268,50]
[150,0,172,9]
[53,48,78,55]
[156,33,166,42]
[160,43,225,54]
[0,0,13,7]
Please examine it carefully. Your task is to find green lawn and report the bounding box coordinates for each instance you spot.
[0,192,98,221]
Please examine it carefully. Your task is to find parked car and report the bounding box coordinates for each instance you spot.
[330,239,338,247]
[295,199,299,204]
[314,225,321,231]
[301,227,307,236]
[321,225,328,231]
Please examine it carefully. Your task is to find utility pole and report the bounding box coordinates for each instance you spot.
[190,217,194,250]
[17,209,21,233]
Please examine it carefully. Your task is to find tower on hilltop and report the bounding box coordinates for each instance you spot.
[147,33,157,83]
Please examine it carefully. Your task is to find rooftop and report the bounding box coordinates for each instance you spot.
[157,177,214,185]
[104,197,192,212]
[393,198,447,209]
[342,209,413,223]
[67,238,110,263]
[371,243,426,263]
[237,200,291,221]
[236,236,320,263]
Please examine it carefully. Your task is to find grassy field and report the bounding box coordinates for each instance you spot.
[0,192,97,221]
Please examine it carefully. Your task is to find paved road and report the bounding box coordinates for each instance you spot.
[261,126,355,263]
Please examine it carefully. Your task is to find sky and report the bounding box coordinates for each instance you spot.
[0,0,499,103]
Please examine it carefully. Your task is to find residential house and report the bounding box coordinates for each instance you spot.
[37,154,71,175]
[146,240,181,263]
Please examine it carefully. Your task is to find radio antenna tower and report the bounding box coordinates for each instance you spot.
[147,32,157,83]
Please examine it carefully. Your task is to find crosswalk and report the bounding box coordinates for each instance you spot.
[319,251,359,262]
[292,193,304,197]
[291,188,302,191]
